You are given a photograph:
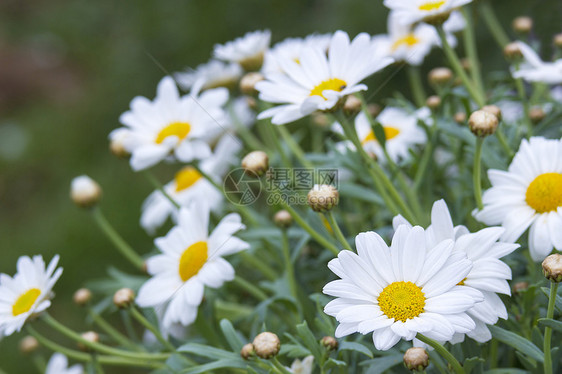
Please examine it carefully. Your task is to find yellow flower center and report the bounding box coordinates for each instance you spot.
[378,281,425,322]
[361,127,401,145]
[310,78,347,100]
[178,241,208,282]
[12,288,41,316]
[457,277,467,286]
[525,173,562,213]
[418,0,446,11]
[174,167,202,192]
[392,34,420,51]
[155,122,191,144]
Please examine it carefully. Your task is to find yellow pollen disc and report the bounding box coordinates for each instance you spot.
[361,127,401,145]
[378,281,425,322]
[12,288,41,316]
[392,34,420,51]
[178,241,208,282]
[457,277,467,286]
[525,173,562,213]
[310,78,347,100]
[155,122,191,144]
[418,0,446,11]
[174,167,202,192]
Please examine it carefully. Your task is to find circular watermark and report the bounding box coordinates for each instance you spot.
[223,168,262,206]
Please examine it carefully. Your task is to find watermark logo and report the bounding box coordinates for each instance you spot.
[223,168,262,206]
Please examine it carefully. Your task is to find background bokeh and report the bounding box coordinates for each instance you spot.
[0,0,560,372]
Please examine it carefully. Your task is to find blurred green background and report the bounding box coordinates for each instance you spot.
[0,0,560,372]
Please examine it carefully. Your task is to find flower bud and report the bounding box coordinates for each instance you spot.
[113,288,135,309]
[274,210,293,228]
[426,96,441,111]
[73,288,92,306]
[554,33,562,48]
[403,347,429,371]
[468,110,498,137]
[246,96,258,110]
[454,112,466,124]
[311,113,330,128]
[70,175,102,208]
[542,254,562,282]
[240,72,264,95]
[109,130,130,159]
[321,336,338,351]
[512,16,533,33]
[241,151,269,177]
[240,53,265,72]
[367,103,382,118]
[78,331,100,351]
[422,11,452,26]
[307,184,339,212]
[461,58,471,71]
[428,67,453,87]
[481,105,502,122]
[529,106,545,124]
[343,95,362,115]
[240,343,255,360]
[252,332,280,359]
[503,42,523,61]
[19,336,39,354]
[513,281,529,294]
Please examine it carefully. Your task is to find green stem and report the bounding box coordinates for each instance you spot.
[416,333,464,374]
[232,275,268,301]
[272,357,293,374]
[544,282,559,374]
[276,125,314,169]
[414,126,437,190]
[407,66,426,107]
[42,314,169,361]
[281,230,299,303]
[91,208,144,270]
[473,137,484,210]
[514,66,532,137]
[495,128,514,158]
[129,307,176,352]
[228,104,266,151]
[325,212,350,251]
[143,170,180,209]
[479,0,510,48]
[240,252,277,281]
[437,27,485,107]
[88,310,141,351]
[462,8,485,97]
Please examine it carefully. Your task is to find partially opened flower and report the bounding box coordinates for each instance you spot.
[511,42,562,84]
[475,137,562,261]
[45,353,83,374]
[175,60,243,91]
[256,31,393,125]
[136,202,249,330]
[383,0,473,26]
[394,200,518,343]
[0,255,62,336]
[262,34,332,75]
[323,225,482,351]
[140,135,241,234]
[112,76,229,171]
[214,30,271,71]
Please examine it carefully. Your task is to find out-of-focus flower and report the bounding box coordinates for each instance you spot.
[323,225,482,351]
[475,137,562,261]
[256,31,393,125]
[136,202,249,331]
[511,42,562,84]
[175,60,242,91]
[287,355,314,374]
[394,200,518,343]
[70,175,102,208]
[214,30,271,71]
[140,135,241,234]
[112,76,229,171]
[383,0,473,26]
[45,353,83,374]
[0,255,62,336]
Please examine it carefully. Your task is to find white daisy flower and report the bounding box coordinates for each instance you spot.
[262,34,332,75]
[256,31,393,125]
[333,107,426,162]
[475,137,562,261]
[45,353,83,374]
[140,135,242,234]
[228,97,256,129]
[383,0,473,26]
[175,60,243,91]
[136,202,250,330]
[394,200,518,343]
[213,30,271,71]
[511,42,562,84]
[113,76,229,171]
[323,224,483,351]
[0,255,62,336]
[287,355,314,374]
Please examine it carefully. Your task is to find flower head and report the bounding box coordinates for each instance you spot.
[511,42,562,84]
[475,137,562,261]
[45,353,83,374]
[0,255,62,336]
[214,30,271,71]
[175,60,242,91]
[383,0,473,26]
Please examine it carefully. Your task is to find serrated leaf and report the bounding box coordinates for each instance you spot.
[361,354,403,373]
[338,341,373,358]
[489,325,544,362]
[219,319,244,352]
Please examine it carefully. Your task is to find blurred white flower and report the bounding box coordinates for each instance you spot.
[214,30,271,71]
[113,76,229,171]
[324,224,482,350]
[475,137,562,261]
[262,34,332,75]
[256,31,393,125]
[175,60,242,91]
[287,355,314,374]
[45,353,83,374]
[511,42,562,84]
[136,202,249,331]
[383,0,473,26]
[0,255,62,336]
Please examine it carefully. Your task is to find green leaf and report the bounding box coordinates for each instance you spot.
[464,356,485,374]
[179,359,247,374]
[514,351,537,370]
[219,319,245,352]
[488,325,544,362]
[372,122,387,148]
[177,343,239,361]
[322,358,347,370]
[339,183,384,204]
[296,321,323,361]
[279,343,312,358]
[361,354,403,373]
[338,341,373,358]
[165,354,194,371]
[541,287,562,313]
[483,369,529,374]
